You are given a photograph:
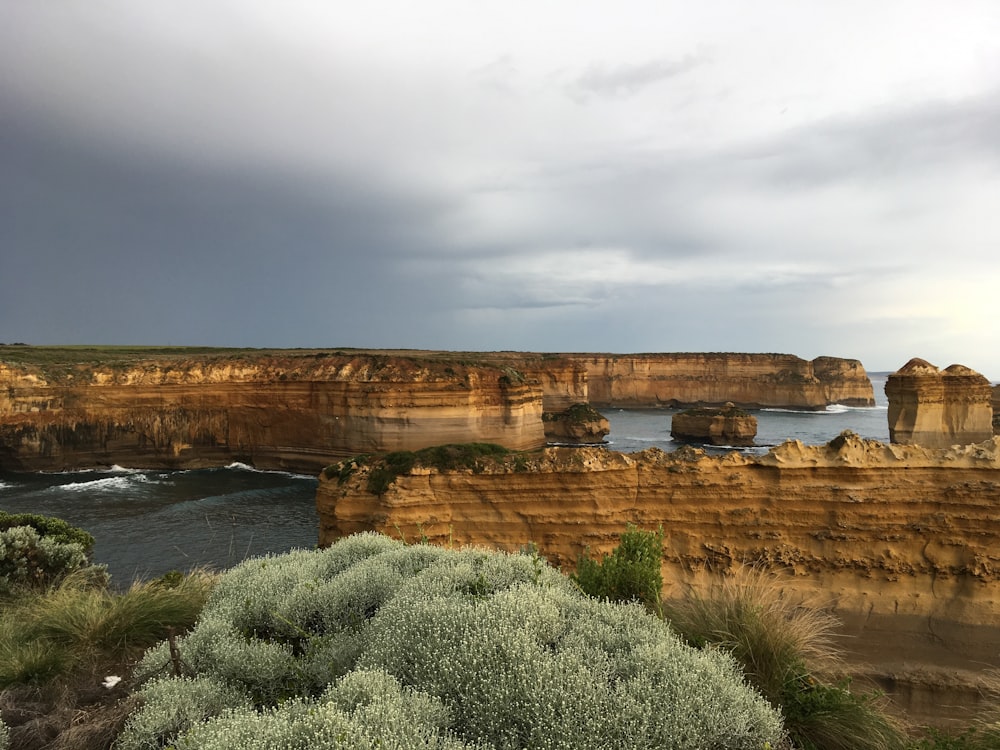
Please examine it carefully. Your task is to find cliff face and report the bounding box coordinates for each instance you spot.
[992,384,1000,435]
[886,358,994,448]
[0,355,545,472]
[318,434,1000,717]
[670,404,757,446]
[553,353,874,409]
[0,348,875,471]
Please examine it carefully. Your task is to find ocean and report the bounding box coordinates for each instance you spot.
[0,374,891,582]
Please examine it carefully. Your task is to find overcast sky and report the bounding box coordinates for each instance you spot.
[2,1,999,377]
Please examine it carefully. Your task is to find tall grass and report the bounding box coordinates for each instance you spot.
[0,569,214,688]
[663,565,907,750]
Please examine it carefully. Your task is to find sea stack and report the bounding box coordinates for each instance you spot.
[670,402,757,446]
[885,358,994,448]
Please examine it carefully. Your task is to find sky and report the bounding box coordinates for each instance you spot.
[2,1,999,377]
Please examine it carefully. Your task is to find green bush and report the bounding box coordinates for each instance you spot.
[572,524,664,612]
[123,533,785,749]
[0,512,95,551]
[0,524,97,597]
[365,444,512,495]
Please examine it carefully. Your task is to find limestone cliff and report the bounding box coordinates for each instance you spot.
[318,434,1000,719]
[886,358,993,448]
[542,403,610,444]
[554,353,874,409]
[670,403,757,446]
[0,347,875,471]
[993,384,1000,435]
[0,353,545,472]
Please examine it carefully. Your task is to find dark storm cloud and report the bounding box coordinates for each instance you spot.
[0,115,459,346]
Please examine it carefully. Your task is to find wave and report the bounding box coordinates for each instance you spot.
[759,404,885,415]
[222,462,317,481]
[605,436,676,445]
[55,474,155,493]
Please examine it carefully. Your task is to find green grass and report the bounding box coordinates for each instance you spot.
[663,565,907,750]
[0,569,214,688]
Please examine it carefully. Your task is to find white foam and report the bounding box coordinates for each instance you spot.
[56,473,152,492]
[57,476,135,492]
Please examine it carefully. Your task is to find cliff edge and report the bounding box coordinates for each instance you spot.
[318,433,1000,722]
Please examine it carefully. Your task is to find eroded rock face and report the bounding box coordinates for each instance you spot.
[886,358,994,448]
[0,354,546,472]
[670,403,757,446]
[555,353,874,409]
[318,433,1000,723]
[542,403,610,444]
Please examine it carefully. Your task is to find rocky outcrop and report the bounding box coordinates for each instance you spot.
[542,403,610,444]
[0,348,875,471]
[993,384,1000,435]
[553,353,874,409]
[670,403,757,446]
[318,434,1000,722]
[886,358,994,448]
[0,353,545,472]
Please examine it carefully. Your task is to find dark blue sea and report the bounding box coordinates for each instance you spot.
[0,374,891,581]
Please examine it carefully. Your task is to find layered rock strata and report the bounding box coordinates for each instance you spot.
[554,353,874,409]
[0,354,545,472]
[993,384,1000,435]
[318,434,1000,722]
[0,348,874,471]
[542,403,610,444]
[886,358,994,448]
[670,403,757,446]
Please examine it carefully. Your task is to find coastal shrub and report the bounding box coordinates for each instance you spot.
[664,566,905,750]
[572,524,664,612]
[123,532,785,749]
[151,670,480,750]
[0,511,95,550]
[114,676,251,750]
[0,717,7,750]
[0,524,97,597]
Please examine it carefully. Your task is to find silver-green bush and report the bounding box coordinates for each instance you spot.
[120,533,785,750]
[0,716,9,750]
[0,525,89,595]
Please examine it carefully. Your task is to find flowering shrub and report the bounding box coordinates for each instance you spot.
[121,533,785,749]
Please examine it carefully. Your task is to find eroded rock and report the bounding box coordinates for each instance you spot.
[886,358,993,448]
[670,402,757,446]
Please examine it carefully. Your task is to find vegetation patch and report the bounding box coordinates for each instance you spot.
[116,533,785,750]
[543,402,607,424]
[663,566,906,750]
[326,445,523,495]
[572,524,664,613]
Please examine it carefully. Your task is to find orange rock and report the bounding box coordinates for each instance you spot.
[886,358,994,447]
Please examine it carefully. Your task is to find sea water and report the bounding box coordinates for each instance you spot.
[0,374,892,581]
